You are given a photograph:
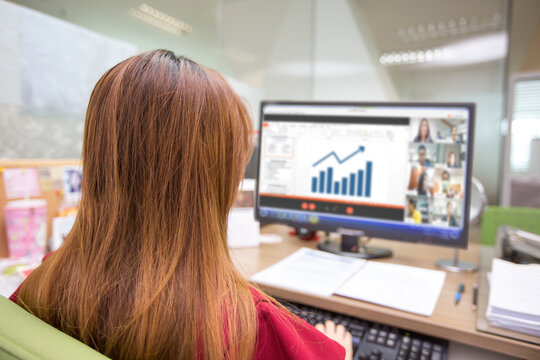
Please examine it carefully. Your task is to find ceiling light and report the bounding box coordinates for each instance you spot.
[399,13,504,42]
[129,4,193,35]
[381,32,507,68]
[402,53,410,62]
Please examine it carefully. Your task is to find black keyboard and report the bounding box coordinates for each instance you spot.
[281,300,448,360]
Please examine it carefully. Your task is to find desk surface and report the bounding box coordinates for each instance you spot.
[230,225,540,359]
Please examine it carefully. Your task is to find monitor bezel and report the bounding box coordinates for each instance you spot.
[254,100,475,249]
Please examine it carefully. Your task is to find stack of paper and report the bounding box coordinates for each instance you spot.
[251,248,366,297]
[486,258,540,337]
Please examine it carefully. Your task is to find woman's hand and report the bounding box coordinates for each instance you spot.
[315,320,353,360]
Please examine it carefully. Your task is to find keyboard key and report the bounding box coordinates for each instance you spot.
[420,355,429,360]
[421,348,431,356]
[358,353,369,360]
[411,344,420,353]
[402,336,411,344]
[433,345,443,353]
[379,331,388,338]
[351,329,364,338]
[376,336,385,345]
[386,339,396,348]
[350,323,366,332]
[369,355,379,360]
[367,334,376,342]
[369,328,378,336]
[352,336,361,348]
[388,332,398,340]
[412,339,421,347]
[422,342,432,350]
[431,352,442,360]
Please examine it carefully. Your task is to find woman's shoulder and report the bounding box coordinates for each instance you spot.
[8,252,54,303]
[249,288,345,360]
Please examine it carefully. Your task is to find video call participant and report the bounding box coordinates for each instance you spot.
[408,164,433,196]
[408,199,422,224]
[9,50,351,360]
[444,202,459,227]
[413,118,434,143]
[441,170,455,198]
[417,145,432,167]
[417,172,430,196]
[447,151,458,168]
[451,126,458,142]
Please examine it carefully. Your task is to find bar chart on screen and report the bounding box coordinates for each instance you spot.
[311,146,374,198]
[259,121,409,208]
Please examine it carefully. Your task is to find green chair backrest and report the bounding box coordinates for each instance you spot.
[480,206,540,246]
[0,295,110,360]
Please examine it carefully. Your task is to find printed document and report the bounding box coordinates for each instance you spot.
[251,248,366,297]
[335,261,446,316]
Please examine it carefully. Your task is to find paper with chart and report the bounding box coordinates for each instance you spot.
[251,248,366,297]
[335,261,446,316]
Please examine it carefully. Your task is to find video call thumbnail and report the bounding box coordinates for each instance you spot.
[403,117,467,228]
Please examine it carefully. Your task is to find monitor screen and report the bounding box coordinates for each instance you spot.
[255,101,475,248]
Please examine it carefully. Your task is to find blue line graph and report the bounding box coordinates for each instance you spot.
[312,146,365,167]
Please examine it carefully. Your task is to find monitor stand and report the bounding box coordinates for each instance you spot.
[317,228,392,259]
[435,248,477,273]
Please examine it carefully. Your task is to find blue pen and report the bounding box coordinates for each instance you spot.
[454,282,465,305]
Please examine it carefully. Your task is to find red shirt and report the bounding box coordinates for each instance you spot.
[10,272,344,360]
[250,289,344,359]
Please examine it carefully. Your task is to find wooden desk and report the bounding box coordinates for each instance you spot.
[230,225,540,359]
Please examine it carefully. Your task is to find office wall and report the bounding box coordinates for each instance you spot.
[507,0,540,74]
[0,0,137,158]
[312,0,396,101]
[222,0,313,118]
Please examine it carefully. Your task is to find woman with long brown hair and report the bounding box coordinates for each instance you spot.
[10,50,351,359]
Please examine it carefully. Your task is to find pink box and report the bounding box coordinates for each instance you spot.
[4,199,47,259]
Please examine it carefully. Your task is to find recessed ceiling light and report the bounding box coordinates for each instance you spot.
[381,32,506,67]
[399,13,504,42]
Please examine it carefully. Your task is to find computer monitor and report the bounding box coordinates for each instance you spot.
[255,101,475,259]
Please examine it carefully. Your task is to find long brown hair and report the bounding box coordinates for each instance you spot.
[18,50,257,359]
